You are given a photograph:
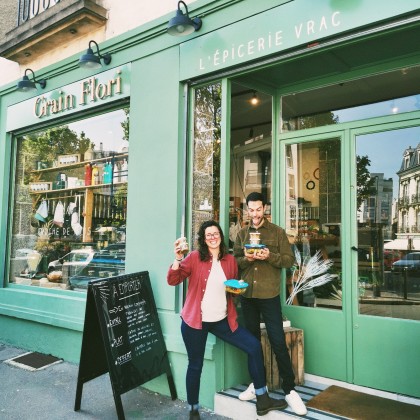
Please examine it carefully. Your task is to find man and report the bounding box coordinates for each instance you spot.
[233,192,307,416]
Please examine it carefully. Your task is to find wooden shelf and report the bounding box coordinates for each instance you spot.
[29,181,127,195]
[31,153,128,174]
[29,156,128,245]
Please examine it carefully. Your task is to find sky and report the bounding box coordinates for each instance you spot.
[335,96,420,199]
[68,109,127,153]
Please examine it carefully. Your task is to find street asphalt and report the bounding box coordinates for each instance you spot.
[0,344,231,420]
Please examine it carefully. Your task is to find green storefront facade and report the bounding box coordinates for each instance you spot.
[1,0,420,409]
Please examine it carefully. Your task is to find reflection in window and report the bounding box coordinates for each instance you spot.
[357,128,420,321]
[229,83,272,249]
[9,108,129,290]
[285,139,342,309]
[191,84,222,243]
[282,65,420,131]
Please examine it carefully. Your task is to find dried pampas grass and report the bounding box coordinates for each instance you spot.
[286,248,337,305]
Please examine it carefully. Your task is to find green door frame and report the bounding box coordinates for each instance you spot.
[349,115,420,397]
[278,110,420,395]
[278,127,349,381]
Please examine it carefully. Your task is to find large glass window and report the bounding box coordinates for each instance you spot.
[9,108,129,291]
[281,65,420,131]
[191,83,222,242]
[356,127,420,320]
[229,83,272,247]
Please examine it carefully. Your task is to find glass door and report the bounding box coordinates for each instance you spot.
[282,134,347,381]
[285,138,342,309]
[353,125,420,397]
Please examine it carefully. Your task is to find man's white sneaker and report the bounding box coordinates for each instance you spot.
[285,390,307,415]
[238,383,256,401]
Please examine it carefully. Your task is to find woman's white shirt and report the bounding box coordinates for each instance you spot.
[201,259,227,322]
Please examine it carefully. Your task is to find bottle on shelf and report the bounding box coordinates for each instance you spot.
[92,164,100,185]
[85,163,92,186]
[113,160,120,182]
[102,161,109,184]
[120,159,128,182]
[104,161,112,184]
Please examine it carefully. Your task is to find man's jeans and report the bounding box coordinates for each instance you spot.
[181,317,266,405]
[241,295,296,394]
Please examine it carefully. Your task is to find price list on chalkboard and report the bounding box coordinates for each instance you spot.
[75,272,176,420]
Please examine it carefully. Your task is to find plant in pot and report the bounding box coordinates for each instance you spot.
[34,237,69,276]
[371,270,382,297]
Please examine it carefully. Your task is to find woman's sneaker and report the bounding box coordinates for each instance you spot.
[238,383,256,401]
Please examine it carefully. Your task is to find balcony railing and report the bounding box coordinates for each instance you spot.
[411,194,420,204]
[398,196,410,206]
[17,0,61,27]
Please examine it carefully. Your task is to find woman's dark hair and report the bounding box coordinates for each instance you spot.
[197,220,226,261]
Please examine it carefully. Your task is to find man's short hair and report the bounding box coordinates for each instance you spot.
[246,192,266,206]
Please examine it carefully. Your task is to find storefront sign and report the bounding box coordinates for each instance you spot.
[180,0,420,80]
[7,64,130,132]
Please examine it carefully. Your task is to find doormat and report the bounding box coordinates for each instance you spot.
[5,352,62,371]
[306,385,420,420]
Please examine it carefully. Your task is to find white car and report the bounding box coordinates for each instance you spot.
[48,249,95,277]
[15,248,37,259]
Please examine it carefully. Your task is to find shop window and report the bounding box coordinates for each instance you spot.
[229,83,272,246]
[191,83,222,243]
[356,127,420,321]
[285,139,342,309]
[8,108,129,291]
[281,65,420,131]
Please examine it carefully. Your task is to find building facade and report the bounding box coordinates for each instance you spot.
[1,0,420,410]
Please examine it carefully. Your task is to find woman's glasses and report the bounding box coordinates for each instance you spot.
[205,232,220,239]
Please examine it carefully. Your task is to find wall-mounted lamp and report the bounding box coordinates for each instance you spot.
[167,1,202,36]
[250,91,260,106]
[16,68,47,92]
[79,40,112,69]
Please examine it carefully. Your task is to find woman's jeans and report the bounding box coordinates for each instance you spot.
[240,295,296,394]
[181,318,266,405]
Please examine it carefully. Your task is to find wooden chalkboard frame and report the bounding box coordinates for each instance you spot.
[74,271,177,420]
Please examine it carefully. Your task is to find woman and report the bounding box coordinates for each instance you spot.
[167,220,287,419]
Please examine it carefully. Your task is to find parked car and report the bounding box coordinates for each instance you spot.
[48,249,95,276]
[102,242,125,256]
[68,245,126,290]
[391,252,420,274]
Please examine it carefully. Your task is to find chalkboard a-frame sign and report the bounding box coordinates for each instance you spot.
[74,271,177,420]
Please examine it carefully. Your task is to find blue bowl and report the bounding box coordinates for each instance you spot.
[224,279,248,295]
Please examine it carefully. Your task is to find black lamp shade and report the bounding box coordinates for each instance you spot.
[16,69,47,92]
[78,47,102,69]
[167,10,196,36]
[16,75,37,92]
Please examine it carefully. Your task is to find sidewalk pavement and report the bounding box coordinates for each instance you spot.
[0,344,231,420]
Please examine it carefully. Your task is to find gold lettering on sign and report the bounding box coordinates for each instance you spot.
[34,92,76,118]
[80,70,122,105]
[34,69,124,118]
